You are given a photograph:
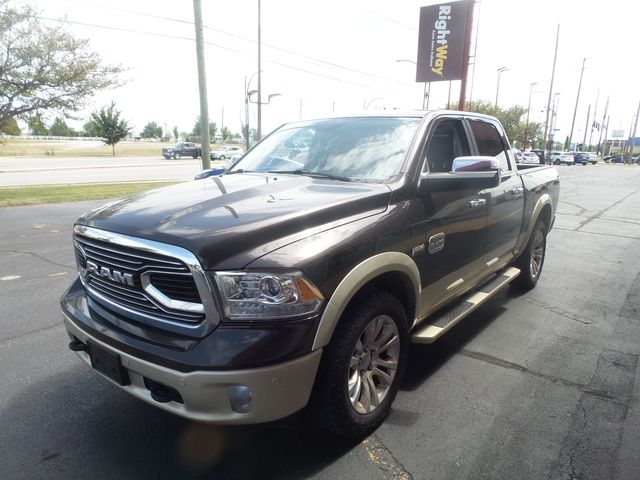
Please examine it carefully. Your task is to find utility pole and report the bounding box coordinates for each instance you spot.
[568,57,587,151]
[543,24,559,151]
[244,76,250,150]
[495,67,508,107]
[603,115,610,155]
[631,100,640,157]
[457,0,475,111]
[467,0,482,106]
[582,104,590,151]
[257,0,263,140]
[588,89,599,150]
[221,107,224,145]
[524,82,538,148]
[192,0,210,169]
[596,96,609,155]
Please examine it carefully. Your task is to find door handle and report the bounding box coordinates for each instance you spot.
[469,198,487,208]
[511,187,524,194]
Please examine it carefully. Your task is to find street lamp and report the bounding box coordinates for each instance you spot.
[365,97,382,111]
[495,67,509,107]
[524,81,538,148]
[568,57,588,151]
[248,90,281,104]
[244,71,261,150]
[396,59,430,109]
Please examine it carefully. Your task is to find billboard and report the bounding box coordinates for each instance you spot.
[612,130,624,138]
[416,0,474,83]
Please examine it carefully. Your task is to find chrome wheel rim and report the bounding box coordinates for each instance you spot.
[348,315,400,415]
[530,229,545,279]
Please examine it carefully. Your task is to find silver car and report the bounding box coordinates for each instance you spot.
[210,145,244,160]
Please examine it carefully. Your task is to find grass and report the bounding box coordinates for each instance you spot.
[0,181,177,207]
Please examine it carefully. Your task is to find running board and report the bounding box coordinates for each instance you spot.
[411,267,521,344]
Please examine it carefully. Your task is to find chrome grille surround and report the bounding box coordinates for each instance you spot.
[73,225,218,329]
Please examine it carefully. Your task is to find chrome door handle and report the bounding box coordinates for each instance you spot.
[511,187,524,194]
[469,199,487,208]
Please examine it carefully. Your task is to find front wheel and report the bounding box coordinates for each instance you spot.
[309,290,408,438]
[513,219,547,291]
[173,152,181,160]
[219,155,226,161]
[554,159,560,165]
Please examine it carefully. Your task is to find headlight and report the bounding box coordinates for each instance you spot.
[212,271,324,320]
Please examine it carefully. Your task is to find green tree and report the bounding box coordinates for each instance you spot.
[141,121,162,139]
[0,0,124,133]
[49,117,72,136]
[0,117,20,135]
[466,100,529,148]
[222,126,232,143]
[191,117,217,142]
[90,102,131,155]
[172,126,179,141]
[82,120,99,137]
[27,114,48,135]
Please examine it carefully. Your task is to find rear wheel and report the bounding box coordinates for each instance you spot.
[513,219,547,291]
[309,290,408,438]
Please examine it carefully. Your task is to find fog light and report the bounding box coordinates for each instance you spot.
[228,385,252,413]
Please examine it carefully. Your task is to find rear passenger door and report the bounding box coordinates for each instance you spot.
[467,118,525,262]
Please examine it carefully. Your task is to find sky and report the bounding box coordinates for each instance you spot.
[23,0,640,145]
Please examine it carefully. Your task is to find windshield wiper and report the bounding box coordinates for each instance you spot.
[225,169,252,175]
[267,169,352,182]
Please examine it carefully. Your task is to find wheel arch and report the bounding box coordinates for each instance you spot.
[312,252,421,350]
[514,194,553,258]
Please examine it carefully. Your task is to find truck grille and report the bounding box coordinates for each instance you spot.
[74,234,205,325]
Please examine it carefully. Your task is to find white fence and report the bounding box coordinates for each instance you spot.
[0,135,105,141]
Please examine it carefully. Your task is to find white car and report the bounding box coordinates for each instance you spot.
[549,151,574,166]
[210,145,244,160]
[520,151,540,164]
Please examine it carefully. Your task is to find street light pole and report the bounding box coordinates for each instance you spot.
[568,57,587,150]
[543,24,560,152]
[192,0,210,169]
[257,0,263,140]
[395,59,428,109]
[524,82,538,148]
[495,67,508,107]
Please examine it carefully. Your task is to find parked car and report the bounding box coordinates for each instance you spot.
[532,149,545,163]
[62,111,559,438]
[520,151,541,164]
[162,142,201,159]
[210,145,244,160]
[549,151,577,166]
[573,152,591,165]
[587,153,598,165]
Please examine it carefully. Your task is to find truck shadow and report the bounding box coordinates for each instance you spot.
[2,365,359,480]
[401,288,516,392]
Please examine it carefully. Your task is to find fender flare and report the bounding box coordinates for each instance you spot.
[514,194,553,257]
[312,252,421,350]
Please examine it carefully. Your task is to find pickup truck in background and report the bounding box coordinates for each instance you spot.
[62,111,559,438]
[161,142,201,159]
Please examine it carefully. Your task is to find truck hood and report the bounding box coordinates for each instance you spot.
[77,173,391,269]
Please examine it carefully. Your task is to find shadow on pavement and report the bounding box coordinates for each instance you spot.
[1,363,359,480]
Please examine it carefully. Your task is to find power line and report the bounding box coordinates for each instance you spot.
[35,15,395,92]
[56,0,416,88]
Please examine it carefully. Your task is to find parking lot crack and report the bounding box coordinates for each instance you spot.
[459,349,619,403]
[521,298,595,325]
[362,434,414,480]
[576,189,639,231]
[0,249,74,270]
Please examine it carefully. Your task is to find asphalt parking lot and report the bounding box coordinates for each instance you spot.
[1,164,640,479]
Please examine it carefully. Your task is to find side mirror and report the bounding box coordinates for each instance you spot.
[419,156,501,194]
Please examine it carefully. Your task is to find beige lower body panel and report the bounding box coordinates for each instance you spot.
[63,314,322,424]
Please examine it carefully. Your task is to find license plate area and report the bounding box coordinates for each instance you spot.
[87,341,130,386]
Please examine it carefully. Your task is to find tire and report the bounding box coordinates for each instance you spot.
[192,155,198,159]
[554,160,560,165]
[513,219,547,291]
[173,152,181,160]
[163,155,170,159]
[219,155,226,161]
[309,290,409,438]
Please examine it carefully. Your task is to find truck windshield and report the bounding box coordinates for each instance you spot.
[229,117,420,182]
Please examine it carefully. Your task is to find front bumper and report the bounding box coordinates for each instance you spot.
[64,313,322,424]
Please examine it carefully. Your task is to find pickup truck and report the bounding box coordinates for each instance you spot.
[62,111,559,438]
[161,142,201,159]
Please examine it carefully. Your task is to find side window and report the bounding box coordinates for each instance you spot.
[468,120,511,173]
[424,120,471,173]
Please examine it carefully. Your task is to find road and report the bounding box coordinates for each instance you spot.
[0,155,225,186]
[1,164,640,479]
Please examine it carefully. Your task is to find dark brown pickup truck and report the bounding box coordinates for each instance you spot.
[62,111,559,437]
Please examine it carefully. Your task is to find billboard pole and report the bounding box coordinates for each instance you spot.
[457,0,475,111]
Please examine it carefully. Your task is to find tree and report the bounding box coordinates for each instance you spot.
[222,126,232,143]
[141,121,162,139]
[0,116,20,135]
[0,1,124,133]
[49,117,72,136]
[172,126,179,141]
[90,102,131,155]
[27,114,48,135]
[82,120,99,137]
[191,117,217,142]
